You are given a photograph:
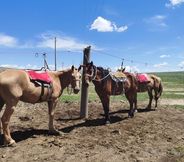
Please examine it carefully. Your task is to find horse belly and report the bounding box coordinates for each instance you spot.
[137,83,148,92]
[20,86,43,103]
[111,82,124,95]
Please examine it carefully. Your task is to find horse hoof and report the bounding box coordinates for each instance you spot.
[48,130,63,136]
[105,120,111,125]
[146,106,151,110]
[134,109,138,113]
[4,139,16,147]
[128,113,134,118]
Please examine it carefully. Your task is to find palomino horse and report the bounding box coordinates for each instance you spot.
[83,62,137,124]
[0,66,81,146]
[136,74,163,109]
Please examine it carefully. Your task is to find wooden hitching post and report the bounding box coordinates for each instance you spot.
[80,46,91,118]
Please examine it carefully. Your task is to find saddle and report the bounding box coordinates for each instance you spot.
[26,70,53,102]
[136,73,150,83]
[110,71,127,95]
[136,73,150,92]
[111,71,127,82]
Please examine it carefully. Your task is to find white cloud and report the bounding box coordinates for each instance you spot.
[124,66,140,72]
[0,33,18,47]
[166,0,184,7]
[0,32,98,51]
[154,62,168,68]
[113,24,128,32]
[144,15,168,30]
[114,65,140,73]
[178,61,184,68]
[160,54,170,58]
[90,16,128,32]
[0,64,39,69]
[0,64,24,69]
[37,32,95,51]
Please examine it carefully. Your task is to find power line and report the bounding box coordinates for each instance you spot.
[92,49,149,65]
[91,49,181,70]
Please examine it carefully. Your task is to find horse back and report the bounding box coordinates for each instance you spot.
[0,69,29,86]
[149,74,162,87]
[0,69,30,101]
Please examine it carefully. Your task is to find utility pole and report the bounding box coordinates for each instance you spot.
[80,46,91,119]
[54,37,57,71]
[35,52,50,70]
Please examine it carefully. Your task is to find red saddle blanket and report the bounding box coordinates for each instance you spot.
[136,74,149,83]
[27,70,52,84]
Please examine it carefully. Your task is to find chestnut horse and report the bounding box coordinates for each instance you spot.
[0,66,81,146]
[83,62,137,124]
[118,69,163,109]
[136,74,163,109]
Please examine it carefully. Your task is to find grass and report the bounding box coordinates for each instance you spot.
[60,71,184,103]
[172,105,184,109]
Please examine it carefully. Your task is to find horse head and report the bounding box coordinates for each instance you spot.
[70,65,81,94]
[83,61,97,86]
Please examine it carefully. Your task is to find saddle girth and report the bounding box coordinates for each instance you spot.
[26,70,53,102]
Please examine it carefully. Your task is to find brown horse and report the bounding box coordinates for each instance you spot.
[118,70,163,109]
[136,74,163,109]
[83,61,137,124]
[0,66,81,146]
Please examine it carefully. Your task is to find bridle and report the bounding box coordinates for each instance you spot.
[67,71,81,95]
[87,65,111,82]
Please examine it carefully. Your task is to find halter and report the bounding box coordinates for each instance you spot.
[67,78,81,95]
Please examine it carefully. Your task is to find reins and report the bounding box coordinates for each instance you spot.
[91,65,111,82]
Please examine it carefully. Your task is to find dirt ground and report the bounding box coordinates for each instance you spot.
[0,99,184,162]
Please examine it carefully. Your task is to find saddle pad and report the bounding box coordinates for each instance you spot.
[27,70,52,84]
[111,71,127,82]
[136,73,149,83]
[112,71,126,78]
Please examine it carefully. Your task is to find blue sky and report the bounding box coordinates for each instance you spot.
[0,0,184,72]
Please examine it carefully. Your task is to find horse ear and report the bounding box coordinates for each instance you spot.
[78,65,82,71]
[71,65,74,71]
[122,67,126,72]
[90,61,93,66]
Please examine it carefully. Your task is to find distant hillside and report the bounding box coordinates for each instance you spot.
[0,67,6,72]
[155,71,184,85]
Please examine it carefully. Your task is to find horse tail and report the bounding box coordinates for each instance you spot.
[127,73,137,90]
[0,96,4,111]
[151,75,163,99]
[157,80,163,98]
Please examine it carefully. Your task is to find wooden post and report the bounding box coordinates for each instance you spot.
[80,46,91,118]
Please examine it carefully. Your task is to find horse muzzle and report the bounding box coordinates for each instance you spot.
[73,88,80,94]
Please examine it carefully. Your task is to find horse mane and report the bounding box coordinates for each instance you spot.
[55,68,72,76]
[97,67,110,79]
[97,66,105,72]
[97,67,110,74]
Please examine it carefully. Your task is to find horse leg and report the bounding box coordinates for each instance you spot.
[146,89,153,109]
[154,88,159,108]
[0,96,5,134]
[48,99,61,135]
[99,94,110,124]
[134,93,138,113]
[0,96,4,110]
[1,102,17,146]
[102,100,110,124]
[125,91,134,118]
